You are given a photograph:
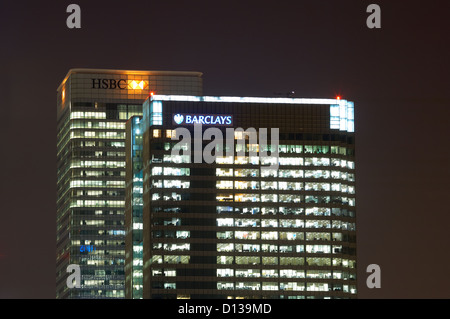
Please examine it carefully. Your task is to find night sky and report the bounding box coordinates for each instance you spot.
[0,0,449,299]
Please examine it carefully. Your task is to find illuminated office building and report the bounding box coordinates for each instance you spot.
[56,69,203,299]
[128,94,357,299]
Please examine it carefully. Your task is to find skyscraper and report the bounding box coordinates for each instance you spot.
[56,69,203,298]
[126,94,357,299]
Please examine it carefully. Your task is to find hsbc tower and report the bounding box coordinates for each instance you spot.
[56,68,203,299]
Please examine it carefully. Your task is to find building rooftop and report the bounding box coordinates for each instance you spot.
[57,68,203,91]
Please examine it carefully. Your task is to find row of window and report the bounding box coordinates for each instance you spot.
[71,131,126,139]
[154,155,354,169]
[71,111,107,119]
[150,243,351,254]
[70,200,125,208]
[71,210,124,216]
[76,220,124,227]
[152,206,354,217]
[156,153,352,169]
[149,255,355,268]
[70,180,125,188]
[71,240,125,246]
[151,166,355,182]
[71,160,125,169]
[153,130,353,152]
[81,259,125,266]
[152,192,355,206]
[218,269,354,279]
[72,290,125,298]
[216,219,355,230]
[72,151,125,158]
[72,171,126,177]
[75,249,124,255]
[151,268,355,280]
[70,111,141,120]
[73,190,124,197]
[70,121,126,130]
[216,181,355,192]
[220,231,349,241]
[151,282,356,293]
[72,229,125,236]
[217,282,356,293]
[157,141,352,156]
[151,231,354,241]
[148,179,355,194]
[150,217,355,230]
[72,140,125,148]
[160,168,356,181]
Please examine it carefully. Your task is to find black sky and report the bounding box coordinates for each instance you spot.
[0,0,449,299]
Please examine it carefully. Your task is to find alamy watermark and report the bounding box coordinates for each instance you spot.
[65,4,381,30]
[66,264,81,289]
[366,264,381,288]
[66,4,81,29]
[366,4,381,29]
[170,124,280,170]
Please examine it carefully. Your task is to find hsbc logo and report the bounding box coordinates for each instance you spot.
[91,79,148,90]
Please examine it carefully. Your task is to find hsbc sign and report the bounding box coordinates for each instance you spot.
[91,79,148,90]
[91,79,127,89]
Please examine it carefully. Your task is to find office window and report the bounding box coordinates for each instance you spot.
[217,256,233,265]
[150,101,163,125]
[236,269,260,278]
[217,243,234,252]
[153,129,161,138]
[281,269,305,278]
[166,130,176,138]
[217,269,234,277]
[262,283,278,291]
[262,269,278,278]
[218,282,234,290]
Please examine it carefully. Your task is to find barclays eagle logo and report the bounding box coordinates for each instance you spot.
[173,114,184,124]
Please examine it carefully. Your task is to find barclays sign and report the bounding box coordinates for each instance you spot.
[173,113,233,126]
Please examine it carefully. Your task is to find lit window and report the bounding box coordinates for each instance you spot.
[153,129,161,138]
[166,130,176,138]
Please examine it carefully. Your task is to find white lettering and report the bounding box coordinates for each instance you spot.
[66,264,81,288]
[366,264,381,288]
[203,127,222,164]
[172,126,278,168]
[173,114,233,125]
[178,303,213,316]
[171,128,191,159]
[66,4,81,29]
[366,4,381,29]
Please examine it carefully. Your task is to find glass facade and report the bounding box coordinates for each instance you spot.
[125,116,144,299]
[57,103,140,299]
[133,96,357,299]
